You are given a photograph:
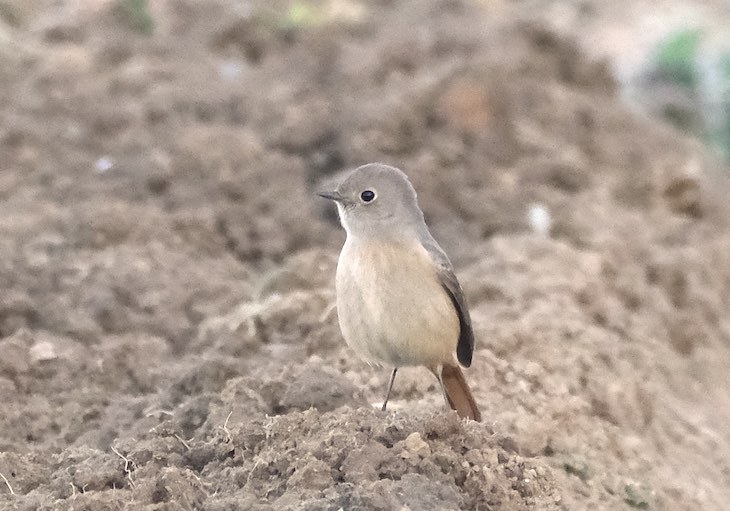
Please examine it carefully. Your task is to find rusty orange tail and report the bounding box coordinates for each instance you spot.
[437,363,481,422]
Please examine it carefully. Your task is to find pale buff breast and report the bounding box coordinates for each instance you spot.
[335,237,460,367]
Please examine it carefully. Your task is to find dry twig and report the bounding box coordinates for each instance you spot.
[111,445,136,489]
[174,434,191,450]
[221,410,233,443]
[0,471,14,495]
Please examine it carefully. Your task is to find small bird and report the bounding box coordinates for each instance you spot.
[318,163,481,421]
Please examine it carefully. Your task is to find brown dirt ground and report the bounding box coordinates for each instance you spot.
[0,0,729,510]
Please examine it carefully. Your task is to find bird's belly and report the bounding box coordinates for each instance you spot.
[335,239,459,367]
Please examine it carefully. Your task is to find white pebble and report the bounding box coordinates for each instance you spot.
[95,156,114,173]
[527,203,551,236]
[30,341,57,363]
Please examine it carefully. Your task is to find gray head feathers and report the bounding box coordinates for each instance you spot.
[318,163,427,238]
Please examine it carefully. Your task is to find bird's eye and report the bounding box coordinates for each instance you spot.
[360,190,376,203]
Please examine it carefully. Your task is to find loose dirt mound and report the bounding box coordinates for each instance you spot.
[0,1,729,509]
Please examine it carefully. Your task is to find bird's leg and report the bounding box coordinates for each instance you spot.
[382,368,398,411]
[432,365,450,407]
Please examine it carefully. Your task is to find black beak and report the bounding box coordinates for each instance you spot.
[317,190,344,202]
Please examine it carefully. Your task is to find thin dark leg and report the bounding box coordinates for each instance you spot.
[435,367,450,407]
[381,368,398,411]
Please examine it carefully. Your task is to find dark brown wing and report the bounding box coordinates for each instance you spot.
[421,237,474,367]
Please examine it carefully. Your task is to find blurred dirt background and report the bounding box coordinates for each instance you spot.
[0,0,729,509]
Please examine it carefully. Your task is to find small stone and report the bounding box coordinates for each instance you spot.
[527,203,551,237]
[30,341,57,363]
[524,361,543,378]
[404,432,430,456]
[95,156,114,173]
[487,451,499,467]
